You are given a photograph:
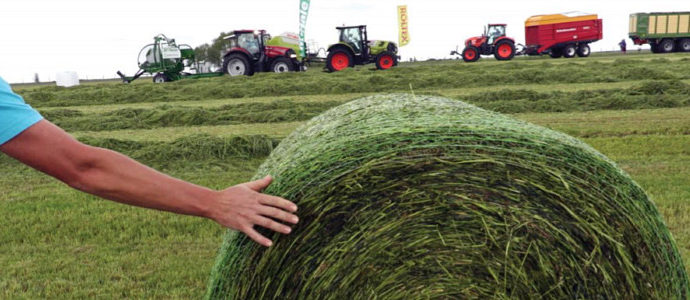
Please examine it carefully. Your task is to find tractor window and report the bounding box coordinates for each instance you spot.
[227,36,238,49]
[488,26,505,44]
[238,33,261,57]
[340,28,362,53]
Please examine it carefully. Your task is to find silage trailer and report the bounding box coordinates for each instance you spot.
[522,12,603,58]
[629,12,690,53]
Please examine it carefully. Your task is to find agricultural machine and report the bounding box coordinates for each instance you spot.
[523,12,602,58]
[629,12,690,53]
[117,34,224,83]
[325,25,398,72]
[221,30,306,76]
[451,24,516,62]
[452,12,603,62]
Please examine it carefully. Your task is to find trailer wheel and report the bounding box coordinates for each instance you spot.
[659,39,675,53]
[549,48,562,58]
[678,39,690,52]
[462,46,480,62]
[270,57,295,73]
[577,44,591,57]
[650,42,661,53]
[494,40,515,61]
[563,44,577,58]
[223,53,253,76]
[326,49,353,72]
[153,73,169,83]
[375,52,396,70]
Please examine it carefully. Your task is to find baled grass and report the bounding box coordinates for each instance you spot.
[207,94,687,299]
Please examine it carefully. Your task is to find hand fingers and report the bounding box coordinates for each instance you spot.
[253,215,293,235]
[259,206,299,224]
[244,175,273,191]
[244,227,273,247]
[259,194,298,212]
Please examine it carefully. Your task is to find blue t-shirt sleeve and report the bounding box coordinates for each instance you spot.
[0,77,43,145]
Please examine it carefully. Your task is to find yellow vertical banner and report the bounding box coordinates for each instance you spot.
[398,5,409,47]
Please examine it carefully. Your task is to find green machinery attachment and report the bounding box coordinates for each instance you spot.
[117,34,224,83]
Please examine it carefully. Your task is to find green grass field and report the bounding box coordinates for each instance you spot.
[2,52,689,298]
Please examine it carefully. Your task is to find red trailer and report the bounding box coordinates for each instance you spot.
[523,12,603,58]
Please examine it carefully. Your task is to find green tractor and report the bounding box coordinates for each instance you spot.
[325,25,398,72]
[117,34,223,83]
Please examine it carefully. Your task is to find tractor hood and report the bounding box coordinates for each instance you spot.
[368,40,398,54]
[465,36,485,47]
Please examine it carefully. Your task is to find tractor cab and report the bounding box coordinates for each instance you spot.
[224,30,268,59]
[486,24,507,44]
[337,25,369,57]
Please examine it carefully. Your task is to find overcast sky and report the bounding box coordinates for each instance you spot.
[1,0,687,83]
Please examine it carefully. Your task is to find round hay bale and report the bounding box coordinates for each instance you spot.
[206,94,688,299]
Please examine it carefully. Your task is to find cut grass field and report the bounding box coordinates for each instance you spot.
[2,52,689,298]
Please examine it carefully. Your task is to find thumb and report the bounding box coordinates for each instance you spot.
[244,175,273,192]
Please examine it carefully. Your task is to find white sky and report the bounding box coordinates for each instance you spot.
[1,0,687,83]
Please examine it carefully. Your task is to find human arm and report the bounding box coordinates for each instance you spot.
[0,120,298,246]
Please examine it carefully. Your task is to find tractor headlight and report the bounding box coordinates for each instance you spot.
[290,54,297,58]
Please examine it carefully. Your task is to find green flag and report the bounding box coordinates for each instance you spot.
[299,0,310,57]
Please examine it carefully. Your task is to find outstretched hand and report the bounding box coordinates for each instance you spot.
[208,175,299,247]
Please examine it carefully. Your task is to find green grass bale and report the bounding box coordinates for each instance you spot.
[206,94,688,299]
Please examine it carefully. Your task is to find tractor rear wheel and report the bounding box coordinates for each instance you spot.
[375,52,396,70]
[153,73,169,83]
[563,44,577,58]
[577,44,591,57]
[549,47,562,58]
[223,54,253,76]
[462,46,480,62]
[659,39,675,53]
[326,49,353,72]
[677,39,690,52]
[270,57,295,73]
[494,40,515,60]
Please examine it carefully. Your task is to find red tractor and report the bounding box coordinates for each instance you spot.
[221,30,305,76]
[452,24,516,62]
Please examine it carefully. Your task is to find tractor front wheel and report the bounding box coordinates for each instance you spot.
[326,49,353,72]
[462,46,480,62]
[271,57,295,73]
[563,44,577,58]
[153,73,169,83]
[375,52,396,70]
[223,54,253,76]
[494,40,515,61]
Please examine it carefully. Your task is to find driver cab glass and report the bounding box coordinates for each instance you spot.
[227,37,238,48]
[488,26,505,44]
[238,33,261,56]
[340,28,362,53]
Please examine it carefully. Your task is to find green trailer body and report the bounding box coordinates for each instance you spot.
[629,12,690,53]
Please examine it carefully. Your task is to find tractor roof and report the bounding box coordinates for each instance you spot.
[230,29,266,34]
[336,25,367,30]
